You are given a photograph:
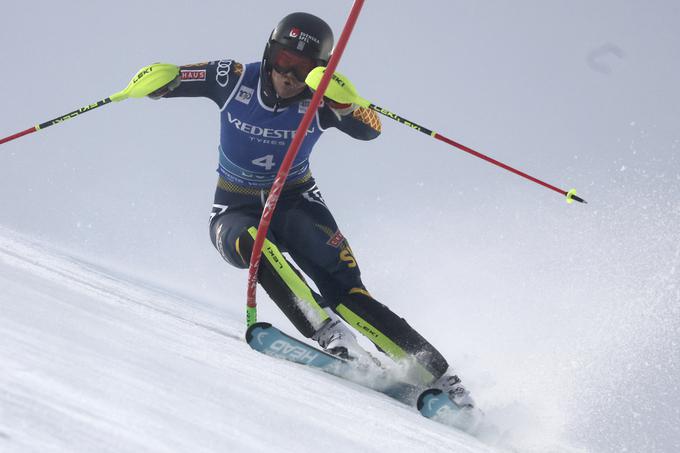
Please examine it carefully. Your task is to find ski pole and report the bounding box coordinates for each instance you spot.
[246,0,366,327]
[0,63,179,146]
[306,68,587,204]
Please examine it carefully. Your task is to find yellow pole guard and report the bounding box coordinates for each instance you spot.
[110,63,180,102]
[305,67,371,108]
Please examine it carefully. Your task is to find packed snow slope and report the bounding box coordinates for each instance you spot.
[1,227,524,453]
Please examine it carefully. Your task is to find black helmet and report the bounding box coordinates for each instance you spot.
[261,12,334,101]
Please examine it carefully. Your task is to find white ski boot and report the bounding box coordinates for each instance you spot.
[434,372,476,408]
[312,317,363,360]
[312,310,384,372]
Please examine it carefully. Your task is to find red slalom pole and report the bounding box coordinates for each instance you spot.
[245,0,366,326]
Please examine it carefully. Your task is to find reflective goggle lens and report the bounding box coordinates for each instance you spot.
[271,47,317,82]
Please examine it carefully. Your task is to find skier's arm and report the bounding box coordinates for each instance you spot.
[312,71,381,140]
[318,103,382,140]
[148,60,243,108]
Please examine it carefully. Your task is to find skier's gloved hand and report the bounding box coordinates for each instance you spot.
[147,72,181,100]
[306,67,361,119]
[325,98,358,119]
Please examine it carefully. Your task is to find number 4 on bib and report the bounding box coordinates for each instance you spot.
[252,155,276,171]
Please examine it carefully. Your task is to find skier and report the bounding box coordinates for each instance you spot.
[147,12,475,409]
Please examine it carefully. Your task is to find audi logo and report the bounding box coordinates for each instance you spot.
[216,60,232,87]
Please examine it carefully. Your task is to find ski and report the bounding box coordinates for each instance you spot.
[246,322,420,405]
[417,388,485,433]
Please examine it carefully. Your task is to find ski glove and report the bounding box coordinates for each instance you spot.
[147,72,181,100]
[326,99,358,120]
[305,68,359,120]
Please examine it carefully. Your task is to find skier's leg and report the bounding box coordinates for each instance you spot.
[336,292,478,410]
[335,292,448,382]
[292,241,470,396]
[209,185,330,337]
[234,225,370,360]
[211,216,331,336]
[273,184,454,385]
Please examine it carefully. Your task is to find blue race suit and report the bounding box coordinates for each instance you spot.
[162,59,449,384]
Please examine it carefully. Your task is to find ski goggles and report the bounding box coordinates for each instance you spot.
[270,45,318,83]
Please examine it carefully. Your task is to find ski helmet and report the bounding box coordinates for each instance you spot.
[261,12,334,98]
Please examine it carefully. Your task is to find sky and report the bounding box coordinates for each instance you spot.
[2,1,679,452]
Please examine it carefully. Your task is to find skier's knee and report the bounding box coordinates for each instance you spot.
[210,218,254,269]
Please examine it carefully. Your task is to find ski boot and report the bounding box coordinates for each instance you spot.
[434,373,476,408]
[313,318,363,360]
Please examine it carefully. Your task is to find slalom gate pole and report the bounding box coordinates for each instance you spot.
[245,0,366,327]
[0,63,179,146]
[305,68,587,204]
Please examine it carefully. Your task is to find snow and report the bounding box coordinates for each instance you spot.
[0,227,509,453]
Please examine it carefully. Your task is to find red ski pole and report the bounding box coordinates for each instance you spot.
[369,105,587,204]
[0,63,180,146]
[306,69,588,204]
